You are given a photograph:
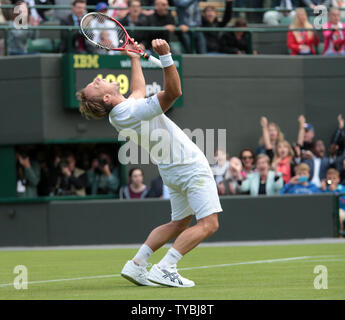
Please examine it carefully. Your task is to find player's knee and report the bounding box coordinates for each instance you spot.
[199,214,219,237]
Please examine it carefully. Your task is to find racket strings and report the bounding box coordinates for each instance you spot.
[81,13,127,50]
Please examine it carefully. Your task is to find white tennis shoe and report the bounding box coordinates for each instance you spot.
[121,260,159,287]
[148,264,195,287]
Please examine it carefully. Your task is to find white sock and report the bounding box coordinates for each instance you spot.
[157,247,183,269]
[132,244,153,266]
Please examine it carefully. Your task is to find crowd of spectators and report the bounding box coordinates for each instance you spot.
[210,113,345,232]
[2,0,345,55]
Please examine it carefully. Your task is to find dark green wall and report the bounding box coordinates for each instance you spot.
[0,195,337,246]
[1,54,345,183]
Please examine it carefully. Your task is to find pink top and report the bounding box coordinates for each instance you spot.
[322,22,345,55]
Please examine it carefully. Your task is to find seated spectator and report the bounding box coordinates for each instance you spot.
[54,152,88,196]
[119,0,149,48]
[320,168,345,232]
[119,167,149,199]
[301,0,330,10]
[7,1,38,55]
[330,114,345,157]
[239,154,284,196]
[287,7,319,55]
[272,140,296,184]
[147,175,170,198]
[219,17,252,54]
[109,0,129,19]
[211,148,229,184]
[146,0,176,52]
[257,116,285,157]
[332,0,345,20]
[174,0,207,53]
[280,163,320,194]
[91,2,121,55]
[87,152,120,195]
[202,0,233,54]
[16,150,40,197]
[240,148,255,178]
[218,157,243,195]
[263,0,298,26]
[303,139,336,187]
[322,8,345,56]
[59,0,94,53]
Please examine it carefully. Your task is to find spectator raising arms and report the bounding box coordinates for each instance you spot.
[320,168,345,232]
[119,168,149,199]
[280,163,320,194]
[174,0,207,53]
[146,0,176,52]
[287,7,319,55]
[202,0,233,54]
[217,157,243,195]
[239,154,284,196]
[330,114,345,156]
[257,116,285,156]
[272,140,295,184]
[240,148,256,178]
[322,8,345,56]
[296,115,315,154]
[219,17,252,55]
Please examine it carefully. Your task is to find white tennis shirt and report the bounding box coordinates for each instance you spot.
[108,94,210,171]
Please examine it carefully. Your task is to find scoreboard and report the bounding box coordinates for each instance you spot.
[62,54,183,109]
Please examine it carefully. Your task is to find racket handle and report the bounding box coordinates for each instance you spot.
[142,53,163,68]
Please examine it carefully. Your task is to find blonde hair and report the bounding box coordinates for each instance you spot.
[290,8,314,40]
[273,140,294,163]
[77,90,112,120]
[259,122,285,147]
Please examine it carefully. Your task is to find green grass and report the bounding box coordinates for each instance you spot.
[0,243,344,300]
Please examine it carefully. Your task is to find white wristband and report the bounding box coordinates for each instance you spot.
[159,53,174,68]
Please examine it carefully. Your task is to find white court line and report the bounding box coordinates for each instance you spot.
[0,255,343,289]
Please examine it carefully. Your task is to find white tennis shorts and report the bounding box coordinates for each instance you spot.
[159,163,223,221]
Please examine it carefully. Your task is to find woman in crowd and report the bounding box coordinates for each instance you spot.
[272,140,295,184]
[287,7,319,55]
[119,167,149,199]
[257,116,285,157]
[322,8,345,56]
[240,148,256,178]
[240,154,284,196]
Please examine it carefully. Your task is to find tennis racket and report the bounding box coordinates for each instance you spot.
[80,12,163,68]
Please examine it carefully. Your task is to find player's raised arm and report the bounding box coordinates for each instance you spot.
[124,40,146,99]
[152,39,182,113]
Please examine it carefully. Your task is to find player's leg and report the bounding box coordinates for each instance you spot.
[148,172,222,287]
[121,190,192,286]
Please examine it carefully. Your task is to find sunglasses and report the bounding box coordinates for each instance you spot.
[242,156,254,160]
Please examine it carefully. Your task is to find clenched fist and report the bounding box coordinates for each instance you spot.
[152,39,170,56]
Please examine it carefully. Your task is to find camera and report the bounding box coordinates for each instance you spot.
[326,179,332,186]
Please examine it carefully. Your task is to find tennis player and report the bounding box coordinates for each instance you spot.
[78,39,222,287]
